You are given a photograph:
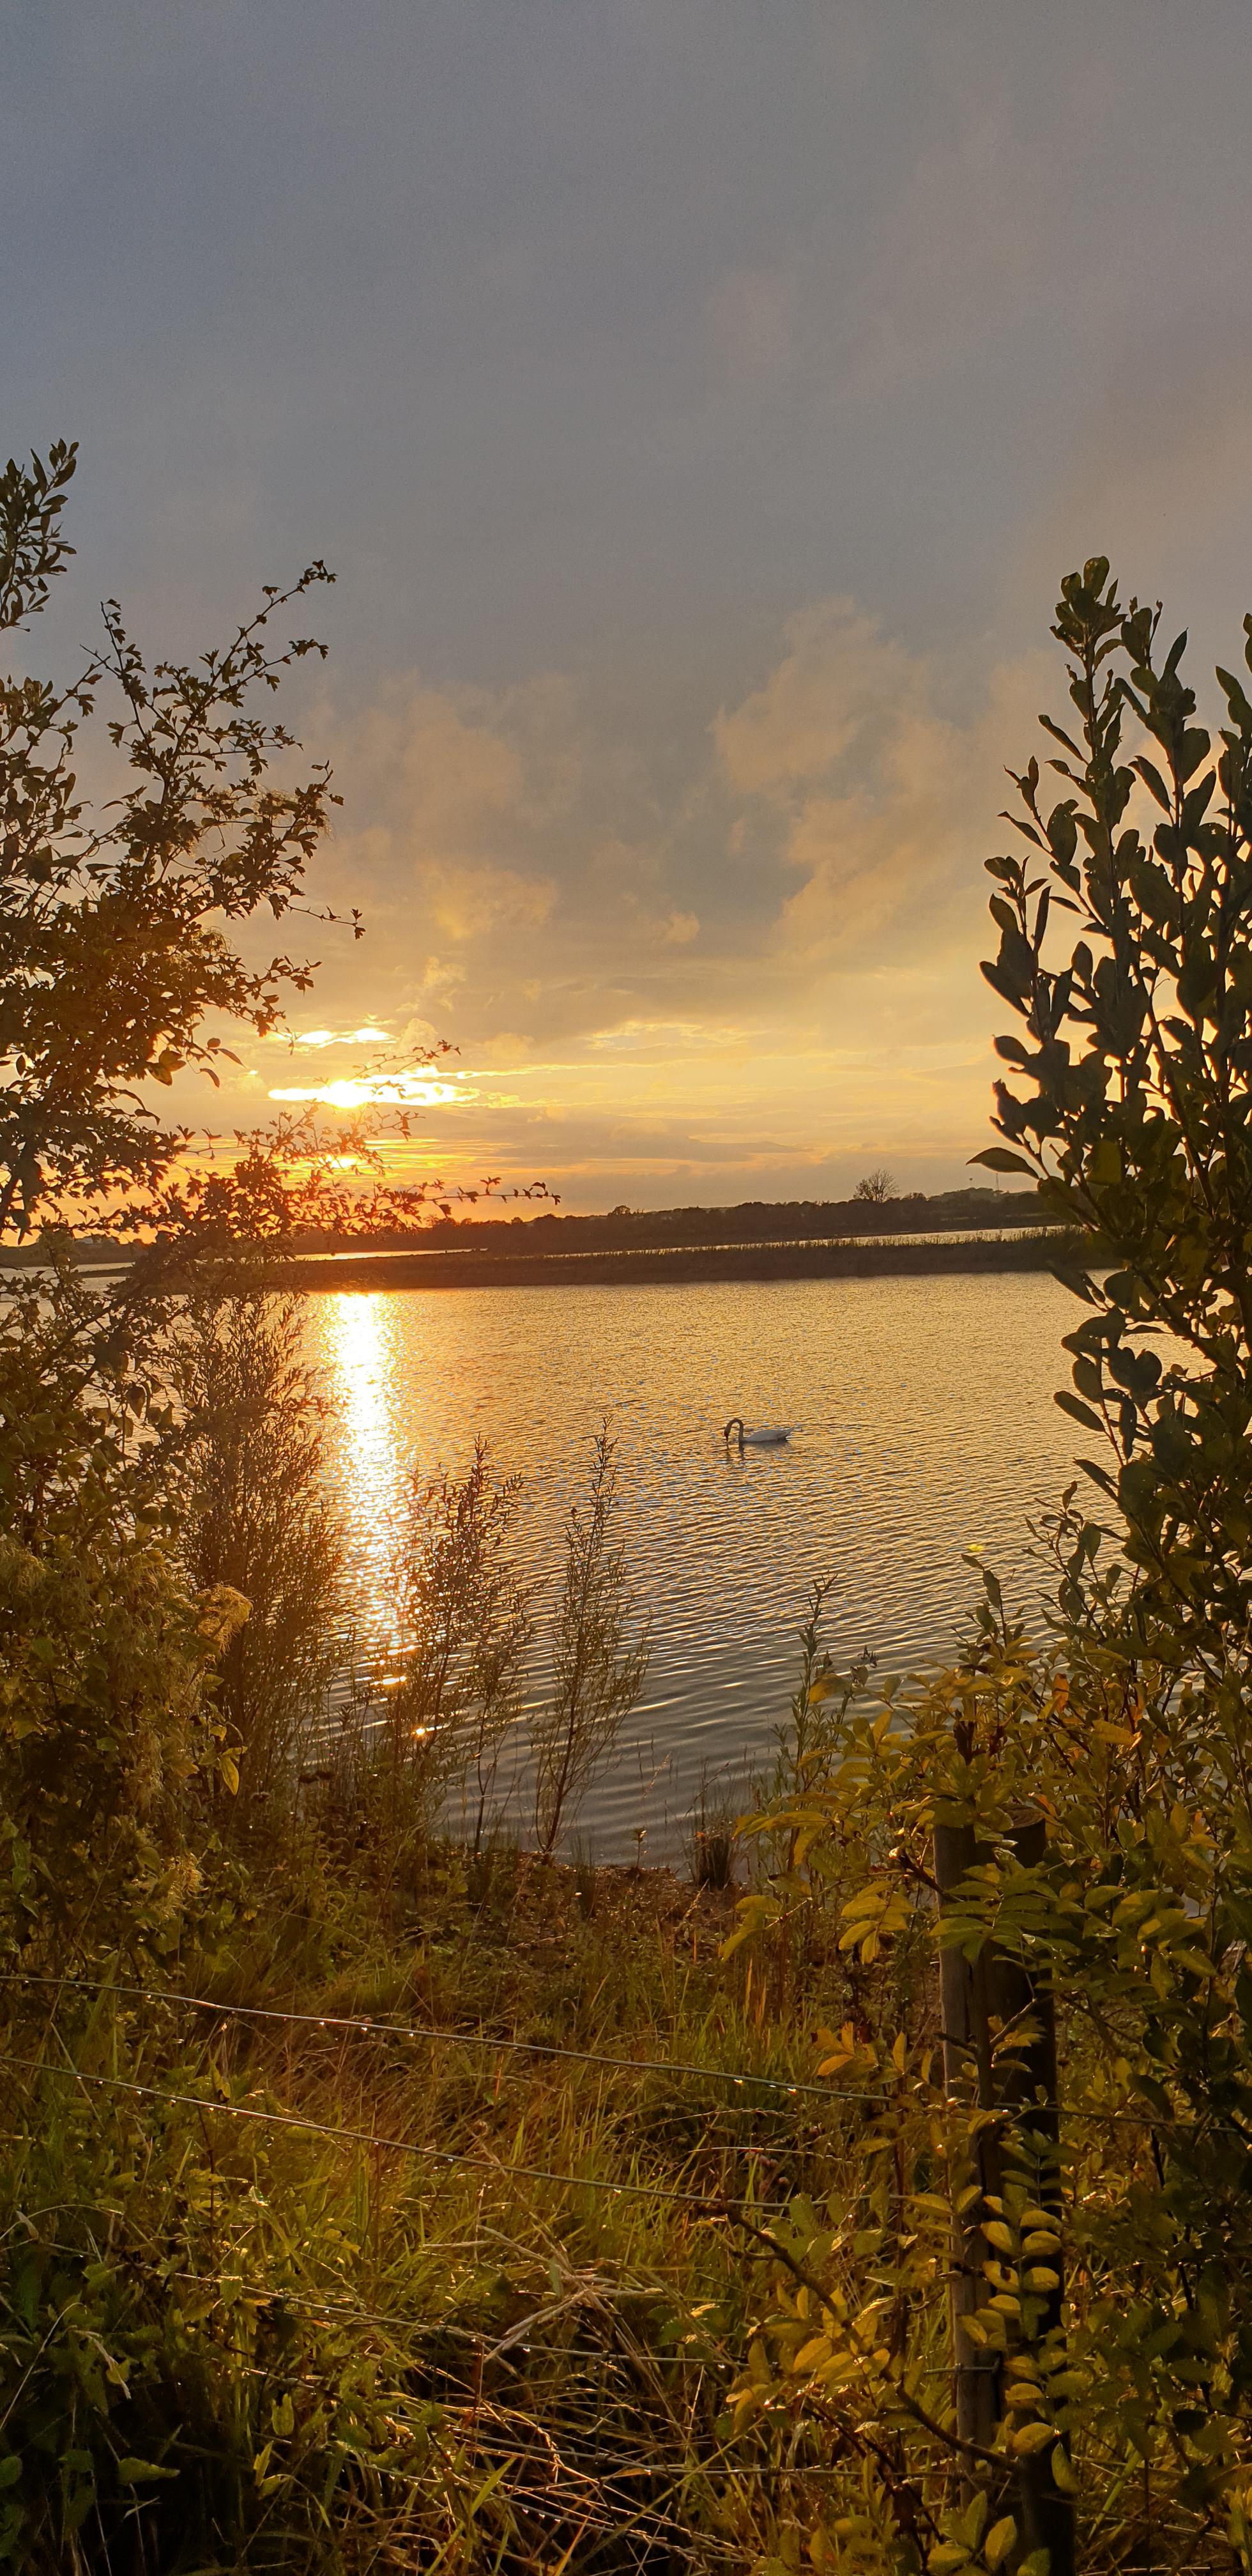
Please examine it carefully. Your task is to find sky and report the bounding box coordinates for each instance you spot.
[8,1,1252,1211]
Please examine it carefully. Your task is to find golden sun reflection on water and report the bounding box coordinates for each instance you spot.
[298,1271,1085,1858]
[310,1292,413,1659]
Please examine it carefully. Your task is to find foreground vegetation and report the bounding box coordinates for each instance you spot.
[0,1834,830,2571]
[8,444,1252,2570]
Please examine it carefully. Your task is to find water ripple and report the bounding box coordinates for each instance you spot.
[303,1271,1085,1859]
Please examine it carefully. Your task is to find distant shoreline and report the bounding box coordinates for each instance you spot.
[270,1230,1081,1292]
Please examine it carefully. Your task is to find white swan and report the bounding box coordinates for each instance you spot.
[723,1416,792,1450]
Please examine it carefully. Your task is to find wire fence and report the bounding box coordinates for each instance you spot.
[0,1970,835,2100]
[0,2051,797,2214]
[0,1959,1226,2561]
[0,1966,1239,2141]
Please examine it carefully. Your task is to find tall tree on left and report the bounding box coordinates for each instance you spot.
[0,438,343,1239]
[0,444,342,1963]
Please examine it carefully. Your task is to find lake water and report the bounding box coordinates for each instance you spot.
[302,1271,1085,1860]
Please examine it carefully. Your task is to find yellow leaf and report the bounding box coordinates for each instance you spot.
[851,2299,890,2342]
[1012,2421,1055,2456]
[983,2517,1018,2570]
[840,1886,885,1920]
[1050,2444,1077,2496]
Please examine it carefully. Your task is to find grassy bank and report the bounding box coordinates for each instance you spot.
[1,1839,872,2573]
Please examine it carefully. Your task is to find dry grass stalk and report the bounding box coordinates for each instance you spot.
[531,1425,650,1860]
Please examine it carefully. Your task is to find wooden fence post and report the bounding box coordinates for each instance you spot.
[935,1817,1005,2464]
[935,1812,1074,2575]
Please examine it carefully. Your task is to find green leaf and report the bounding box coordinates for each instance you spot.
[1055,1390,1105,1435]
[1088,1139,1122,1186]
[1133,756,1172,812]
[970,1147,1037,1176]
[981,957,1031,1008]
[958,2494,988,2549]
[115,2458,178,2485]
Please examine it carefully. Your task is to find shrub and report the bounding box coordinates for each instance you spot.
[174,1291,346,1840]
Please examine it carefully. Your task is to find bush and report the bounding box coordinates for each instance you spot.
[174,1291,346,1840]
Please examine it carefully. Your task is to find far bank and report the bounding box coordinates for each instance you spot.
[273,1229,1084,1292]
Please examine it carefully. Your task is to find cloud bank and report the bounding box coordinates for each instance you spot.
[220,596,1047,1208]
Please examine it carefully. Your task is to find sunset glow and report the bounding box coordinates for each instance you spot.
[20,8,1252,1213]
[268,1073,468,1110]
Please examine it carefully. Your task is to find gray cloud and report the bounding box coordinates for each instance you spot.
[207,600,1035,1200]
[10,1,1252,1199]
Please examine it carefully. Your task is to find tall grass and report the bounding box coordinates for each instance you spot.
[0,1844,858,2573]
[531,1426,650,1860]
[313,1421,651,1904]
[376,1439,534,1869]
[173,1292,346,1837]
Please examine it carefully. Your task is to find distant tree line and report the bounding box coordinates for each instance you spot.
[263,1183,1046,1259]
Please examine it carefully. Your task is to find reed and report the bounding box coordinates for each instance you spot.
[531,1425,651,1862]
[173,1291,347,1839]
